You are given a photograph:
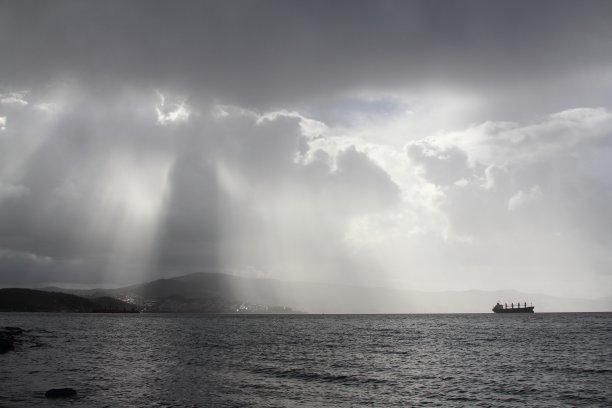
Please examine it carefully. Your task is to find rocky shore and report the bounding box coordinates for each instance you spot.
[1,326,78,399]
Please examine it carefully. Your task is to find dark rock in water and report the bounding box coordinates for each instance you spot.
[45,388,77,398]
[3,327,24,335]
[0,336,14,353]
[0,327,22,353]
[1,326,46,353]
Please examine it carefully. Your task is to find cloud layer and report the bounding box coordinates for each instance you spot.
[0,89,400,286]
[1,1,612,298]
[2,1,612,114]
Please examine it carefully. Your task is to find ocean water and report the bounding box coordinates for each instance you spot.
[0,313,611,407]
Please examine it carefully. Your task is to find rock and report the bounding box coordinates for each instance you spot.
[45,388,77,398]
[1,327,45,353]
[0,336,14,353]
[2,327,24,335]
[0,328,17,354]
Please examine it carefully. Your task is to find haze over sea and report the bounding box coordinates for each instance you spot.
[1,313,611,407]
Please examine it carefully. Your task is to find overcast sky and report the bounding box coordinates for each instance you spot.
[1,0,612,298]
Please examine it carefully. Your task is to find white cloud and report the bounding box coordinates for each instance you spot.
[508,185,542,211]
[211,105,230,118]
[435,107,612,166]
[482,164,507,189]
[211,104,258,120]
[0,91,28,107]
[155,92,191,125]
[313,103,612,296]
[0,116,6,131]
[34,102,61,114]
[257,109,328,139]
[406,141,472,186]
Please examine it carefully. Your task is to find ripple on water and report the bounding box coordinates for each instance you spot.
[0,313,610,407]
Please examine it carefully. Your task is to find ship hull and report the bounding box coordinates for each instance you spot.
[493,307,534,313]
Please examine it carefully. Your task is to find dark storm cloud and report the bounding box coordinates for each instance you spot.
[2,0,611,110]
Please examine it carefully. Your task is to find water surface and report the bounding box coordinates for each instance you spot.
[1,313,611,407]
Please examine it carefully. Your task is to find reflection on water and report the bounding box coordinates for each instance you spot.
[0,313,611,407]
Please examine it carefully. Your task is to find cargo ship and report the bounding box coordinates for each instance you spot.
[492,301,534,313]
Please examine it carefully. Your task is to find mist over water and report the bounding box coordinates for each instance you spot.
[2,313,611,407]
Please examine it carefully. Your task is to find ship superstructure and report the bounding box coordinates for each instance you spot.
[492,301,534,313]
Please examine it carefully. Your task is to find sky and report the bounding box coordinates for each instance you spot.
[1,0,612,299]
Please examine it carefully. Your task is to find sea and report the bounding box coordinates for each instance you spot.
[1,313,611,407]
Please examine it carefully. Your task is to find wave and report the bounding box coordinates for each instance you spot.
[250,366,392,386]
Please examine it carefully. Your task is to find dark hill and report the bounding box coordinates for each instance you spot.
[0,288,137,313]
[120,272,239,299]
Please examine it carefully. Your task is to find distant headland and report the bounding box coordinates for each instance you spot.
[0,288,139,313]
[0,276,302,314]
